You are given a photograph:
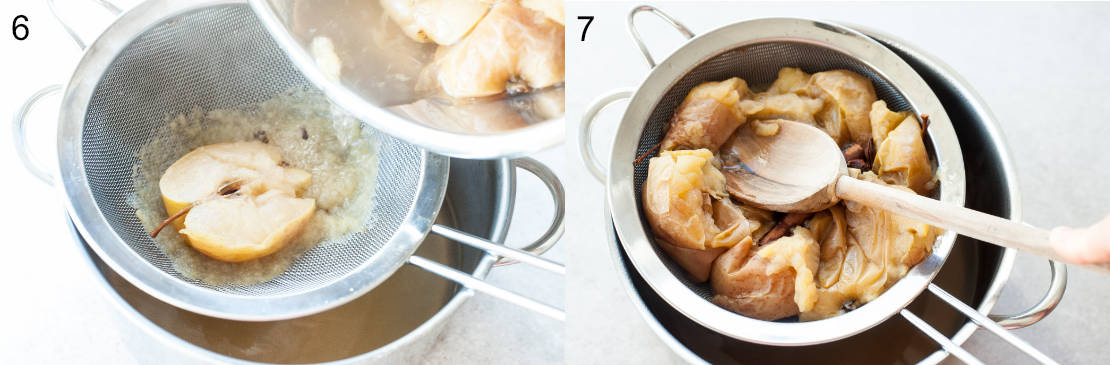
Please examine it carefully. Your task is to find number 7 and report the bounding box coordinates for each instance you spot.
[577,16,594,42]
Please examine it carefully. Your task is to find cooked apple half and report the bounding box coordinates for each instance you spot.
[159,141,316,262]
[426,0,565,98]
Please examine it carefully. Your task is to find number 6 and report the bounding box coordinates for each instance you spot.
[13,15,29,41]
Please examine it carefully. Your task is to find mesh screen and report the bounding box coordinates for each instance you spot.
[631,42,921,299]
[81,5,425,296]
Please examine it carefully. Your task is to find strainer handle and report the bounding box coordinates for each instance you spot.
[12,85,62,185]
[901,266,1066,363]
[627,5,695,68]
[578,90,633,182]
[418,158,567,320]
[46,0,122,50]
[989,260,1068,329]
[899,309,984,365]
[428,157,564,273]
[430,226,564,275]
[925,283,1058,364]
[408,255,563,321]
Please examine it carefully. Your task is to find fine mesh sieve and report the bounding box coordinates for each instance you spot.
[629,41,919,300]
[81,4,424,298]
[594,14,967,336]
[29,0,565,322]
[581,6,1058,362]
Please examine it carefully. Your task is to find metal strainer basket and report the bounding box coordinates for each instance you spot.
[579,5,1061,363]
[16,0,564,321]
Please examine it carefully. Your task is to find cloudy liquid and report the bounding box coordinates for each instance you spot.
[130,88,379,286]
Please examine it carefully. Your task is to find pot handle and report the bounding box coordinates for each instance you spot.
[578,90,633,182]
[494,157,565,265]
[903,262,1066,363]
[415,157,566,321]
[989,260,1067,329]
[430,157,563,270]
[627,5,695,68]
[47,0,122,50]
[922,283,1056,363]
[12,85,63,186]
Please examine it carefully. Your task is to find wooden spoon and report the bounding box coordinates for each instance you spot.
[722,119,1110,275]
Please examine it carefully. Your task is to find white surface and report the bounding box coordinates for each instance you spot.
[0,0,562,364]
[565,1,1110,364]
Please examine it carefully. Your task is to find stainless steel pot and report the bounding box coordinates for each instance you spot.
[580,6,975,346]
[65,158,516,364]
[594,22,1066,365]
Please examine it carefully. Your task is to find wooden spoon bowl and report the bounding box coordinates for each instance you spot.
[721,119,846,213]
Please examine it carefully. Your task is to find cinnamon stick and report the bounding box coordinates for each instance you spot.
[842,143,872,170]
[920,114,931,138]
[758,212,814,245]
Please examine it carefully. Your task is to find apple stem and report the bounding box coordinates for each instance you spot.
[150,204,194,238]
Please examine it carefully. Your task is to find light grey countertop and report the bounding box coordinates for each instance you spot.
[565,1,1110,364]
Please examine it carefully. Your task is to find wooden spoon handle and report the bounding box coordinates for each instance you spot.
[836,175,1110,276]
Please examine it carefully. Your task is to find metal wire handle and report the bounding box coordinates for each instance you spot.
[900,309,983,365]
[407,256,563,321]
[12,85,62,185]
[430,157,564,271]
[627,5,695,68]
[414,157,566,321]
[992,260,1067,329]
[900,283,1060,364]
[491,157,566,266]
[927,284,1057,364]
[16,0,121,184]
[578,90,633,182]
[47,0,122,50]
